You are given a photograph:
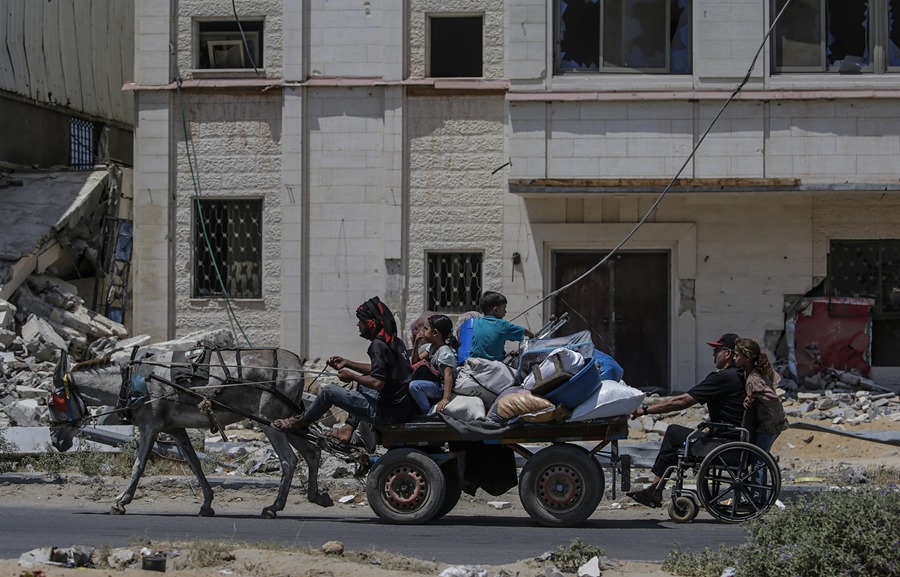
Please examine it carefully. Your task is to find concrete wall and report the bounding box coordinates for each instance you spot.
[0,98,70,167]
[172,90,283,346]
[176,0,283,80]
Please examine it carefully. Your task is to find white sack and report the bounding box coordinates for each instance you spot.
[522,347,587,390]
[454,357,517,408]
[569,379,645,421]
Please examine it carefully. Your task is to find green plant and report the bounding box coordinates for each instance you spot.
[0,426,19,473]
[552,538,605,573]
[24,443,68,476]
[662,488,900,577]
[187,540,233,568]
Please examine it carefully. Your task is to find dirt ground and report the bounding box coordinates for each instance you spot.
[2,413,898,577]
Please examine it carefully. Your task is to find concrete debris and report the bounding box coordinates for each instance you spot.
[487,500,511,510]
[440,566,488,577]
[18,545,94,568]
[577,556,601,577]
[321,541,344,555]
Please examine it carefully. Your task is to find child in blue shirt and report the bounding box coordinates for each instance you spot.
[470,291,534,361]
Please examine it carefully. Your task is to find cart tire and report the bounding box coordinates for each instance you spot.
[433,460,462,520]
[697,441,781,524]
[519,444,603,527]
[366,448,446,524]
[668,496,699,523]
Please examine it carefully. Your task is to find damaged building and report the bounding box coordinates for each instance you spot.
[3,0,900,403]
[120,0,900,392]
[0,0,136,426]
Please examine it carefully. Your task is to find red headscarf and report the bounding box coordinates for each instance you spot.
[356,296,398,344]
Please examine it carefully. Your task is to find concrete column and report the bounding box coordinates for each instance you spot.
[281,88,307,356]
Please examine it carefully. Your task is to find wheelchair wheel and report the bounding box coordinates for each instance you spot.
[697,441,780,523]
[668,495,699,523]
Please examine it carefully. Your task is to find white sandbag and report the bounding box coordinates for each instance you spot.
[522,347,587,390]
[433,394,486,421]
[454,357,517,408]
[569,379,645,421]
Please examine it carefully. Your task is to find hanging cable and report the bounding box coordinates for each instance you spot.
[511,0,795,322]
[232,0,261,76]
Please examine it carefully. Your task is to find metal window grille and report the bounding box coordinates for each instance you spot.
[828,239,900,315]
[70,117,96,170]
[426,252,483,313]
[193,199,263,299]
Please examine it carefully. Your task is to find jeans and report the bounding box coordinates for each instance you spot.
[304,383,386,427]
[749,431,780,505]
[409,380,444,413]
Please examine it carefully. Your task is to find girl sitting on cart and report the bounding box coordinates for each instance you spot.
[408,314,460,414]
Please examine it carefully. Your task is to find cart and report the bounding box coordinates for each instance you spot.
[365,416,631,527]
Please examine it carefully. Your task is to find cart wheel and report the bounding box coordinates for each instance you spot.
[697,441,781,524]
[433,460,462,520]
[366,448,446,524]
[519,444,603,527]
[668,496,699,523]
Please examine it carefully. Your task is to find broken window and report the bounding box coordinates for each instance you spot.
[193,199,263,299]
[69,117,99,170]
[556,0,692,74]
[429,15,484,77]
[426,252,483,313]
[196,19,264,70]
[827,239,900,365]
[771,0,889,73]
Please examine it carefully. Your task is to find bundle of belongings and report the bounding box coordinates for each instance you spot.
[440,330,644,425]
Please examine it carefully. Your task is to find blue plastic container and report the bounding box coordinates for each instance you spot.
[542,354,603,408]
[456,318,474,365]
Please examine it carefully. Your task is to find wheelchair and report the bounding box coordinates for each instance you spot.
[659,421,781,524]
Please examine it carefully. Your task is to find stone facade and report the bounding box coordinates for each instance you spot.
[131,0,900,386]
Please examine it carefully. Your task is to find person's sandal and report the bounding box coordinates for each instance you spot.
[273,415,310,432]
[626,485,663,508]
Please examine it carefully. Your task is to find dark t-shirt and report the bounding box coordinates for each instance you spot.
[367,337,413,422]
[686,366,745,426]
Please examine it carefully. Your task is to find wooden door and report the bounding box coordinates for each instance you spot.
[552,251,670,392]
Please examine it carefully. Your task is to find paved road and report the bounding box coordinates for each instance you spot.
[0,501,747,564]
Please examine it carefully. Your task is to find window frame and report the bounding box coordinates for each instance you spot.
[192,197,264,300]
[425,251,484,314]
[426,13,485,78]
[554,0,693,75]
[770,0,900,74]
[193,17,264,71]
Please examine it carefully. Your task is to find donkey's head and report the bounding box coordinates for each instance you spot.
[48,351,87,452]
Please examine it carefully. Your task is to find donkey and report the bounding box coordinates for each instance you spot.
[48,348,334,517]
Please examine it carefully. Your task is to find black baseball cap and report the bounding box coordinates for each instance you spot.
[707,333,739,350]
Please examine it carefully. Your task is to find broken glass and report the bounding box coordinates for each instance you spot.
[558,0,691,72]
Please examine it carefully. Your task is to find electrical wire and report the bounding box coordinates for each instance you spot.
[511,0,795,323]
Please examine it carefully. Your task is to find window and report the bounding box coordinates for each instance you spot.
[556,0,692,74]
[426,252,483,313]
[429,15,483,77]
[772,0,900,73]
[70,117,99,170]
[193,199,263,299]
[827,240,900,365]
[196,19,263,70]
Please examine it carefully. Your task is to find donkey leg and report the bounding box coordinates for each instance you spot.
[260,429,300,518]
[168,429,216,517]
[112,425,159,515]
[288,434,333,508]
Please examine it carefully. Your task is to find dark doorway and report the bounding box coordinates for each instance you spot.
[552,251,670,392]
